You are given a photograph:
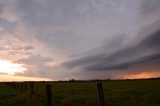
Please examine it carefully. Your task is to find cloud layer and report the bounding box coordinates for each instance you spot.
[0,0,160,80]
[62,22,160,71]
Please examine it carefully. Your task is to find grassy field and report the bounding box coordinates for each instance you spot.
[0,79,160,106]
[0,83,30,106]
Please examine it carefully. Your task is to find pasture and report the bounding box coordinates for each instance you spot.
[0,79,160,106]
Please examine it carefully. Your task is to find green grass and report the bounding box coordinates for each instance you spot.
[0,83,30,106]
[0,79,160,106]
[34,79,160,106]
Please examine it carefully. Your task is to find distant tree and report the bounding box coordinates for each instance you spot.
[107,78,111,81]
[69,78,76,82]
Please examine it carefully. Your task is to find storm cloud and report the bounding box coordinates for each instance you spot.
[62,20,160,72]
[0,0,160,80]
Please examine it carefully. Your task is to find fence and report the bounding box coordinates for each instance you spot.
[6,82,106,106]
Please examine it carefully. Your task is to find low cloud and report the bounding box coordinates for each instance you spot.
[62,20,160,72]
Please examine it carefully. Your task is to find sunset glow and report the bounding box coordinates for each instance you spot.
[0,60,26,75]
[124,72,160,79]
[0,74,52,82]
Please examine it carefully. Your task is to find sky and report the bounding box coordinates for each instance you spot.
[0,0,160,81]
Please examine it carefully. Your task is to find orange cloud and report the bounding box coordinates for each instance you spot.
[124,72,160,79]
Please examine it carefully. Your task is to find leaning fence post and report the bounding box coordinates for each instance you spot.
[46,84,52,106]
[97,83,105,106]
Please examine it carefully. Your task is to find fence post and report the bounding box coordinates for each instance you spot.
[17,83,20,90]
[16,82,18,90]
[13,82,15,88]
[20,83,23,93]
[46,84,52,106]
[15,83,17,89]
[25,82,28,91]
[30,82,34,97]
[97,83,105,106]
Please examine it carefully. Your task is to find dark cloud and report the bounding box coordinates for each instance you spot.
[83,53,160,71]
[62,21,160,72]
[139,29,160,50]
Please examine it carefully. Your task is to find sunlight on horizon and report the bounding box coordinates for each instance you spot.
[0,74,52,82]
[124,72,160,79]
[0,60,26,75]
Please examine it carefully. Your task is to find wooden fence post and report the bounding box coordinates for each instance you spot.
[16,83,18,90]
[13,82,15,89]
[11,82,13,88]
[30,82,34,97]
[14,82,16,89]
[25,82,28,91]
[46,84,52,106]
[20,83,23,93]
[17,83,20,90]
[97,83,105,106]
